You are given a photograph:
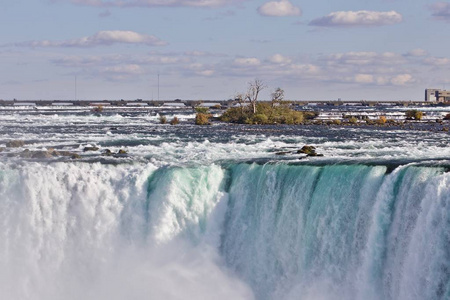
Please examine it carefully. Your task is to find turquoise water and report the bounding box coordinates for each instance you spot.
[1,161,449,299]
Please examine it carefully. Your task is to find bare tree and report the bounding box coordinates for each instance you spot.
[245,79,266,114]
[271,87,284,107]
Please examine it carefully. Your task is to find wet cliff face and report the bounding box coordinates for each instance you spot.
[1,161,449,300]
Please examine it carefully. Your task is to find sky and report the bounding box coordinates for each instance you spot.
[0,0,449,101]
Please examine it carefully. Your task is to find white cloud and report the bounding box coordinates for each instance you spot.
[233,57,261,67]
[404,48,428,57]
[355,74,374,84]
[429,2,450,21]
[352,74,414,86]
[309,10,402,27]
[324,51,404,66]
[424,57,450,66]
[288,64,321,75]
[185,63,215,76]
[68,0,245,7]
[390,74,414,86]
[102,64,144,75]
[268,54,292,64]
[257,0,301,17]
[16,30,167,48]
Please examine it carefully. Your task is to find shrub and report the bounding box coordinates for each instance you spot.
[169,116,180,125]
[386,119,398,125]
[405,109,423,120]
[220,107,249,123]
[303,111,319,120]
[159,115,167,124]
[195,107,209,114]
[92,105,103,113]
[348,116,358,124]
[375,116,387,125]
[220,102,309,125]
[252,114,269,124]
[332,119,342,125]
[292,111,305,124]
[444,113,450,120]
[195,113,211,125]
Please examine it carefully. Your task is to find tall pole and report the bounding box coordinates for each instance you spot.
[75,75,77,101]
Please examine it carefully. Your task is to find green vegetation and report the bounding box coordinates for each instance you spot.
[195,107,210,114]
[347,116,358,124]
[195,113,211,125]
[331,119,342,125]
[220,102,315,125]
[405,109,423,120]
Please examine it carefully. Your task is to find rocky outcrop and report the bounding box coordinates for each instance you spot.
[6,140,25,148]
[19,149,32,158]
[4,147,82,159]
[297,145,324,157]
[83,146,99,152]
[274,145,324,157]
[31,151,54,159]
[55,151,81,159]
[102,149,113,156]
[275,151,291,155]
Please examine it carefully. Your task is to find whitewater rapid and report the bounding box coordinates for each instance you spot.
[1,161,449,300]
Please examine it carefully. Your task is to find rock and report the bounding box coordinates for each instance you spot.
[31,151,53,159]
[50,150,60,156]
[58,151,73,157]
[19,149,32,158]
[275,151,291,155]
[0,147,4,152]
[6,140,25,148]
[114,149,128,157]
[58,151,81,159]
[297,145,324,157]
[83,146,99,152]
[103,149,113,156]
[297,145,316,155]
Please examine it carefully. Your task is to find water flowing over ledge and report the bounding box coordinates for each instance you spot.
[1,161,449,300]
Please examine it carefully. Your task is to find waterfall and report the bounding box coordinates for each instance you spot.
[1,161,449,300]
[222,163,450,300]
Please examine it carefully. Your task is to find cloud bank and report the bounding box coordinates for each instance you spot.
[257,0,301,17]
[16,31,166,48]
[44,48,428,87]
[68,0,245,7]
[309,10,402,27]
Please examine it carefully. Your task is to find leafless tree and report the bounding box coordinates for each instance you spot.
[245,79,266,114]
[271,87,284,107]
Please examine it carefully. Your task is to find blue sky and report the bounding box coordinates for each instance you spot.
[0,0,449,100]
